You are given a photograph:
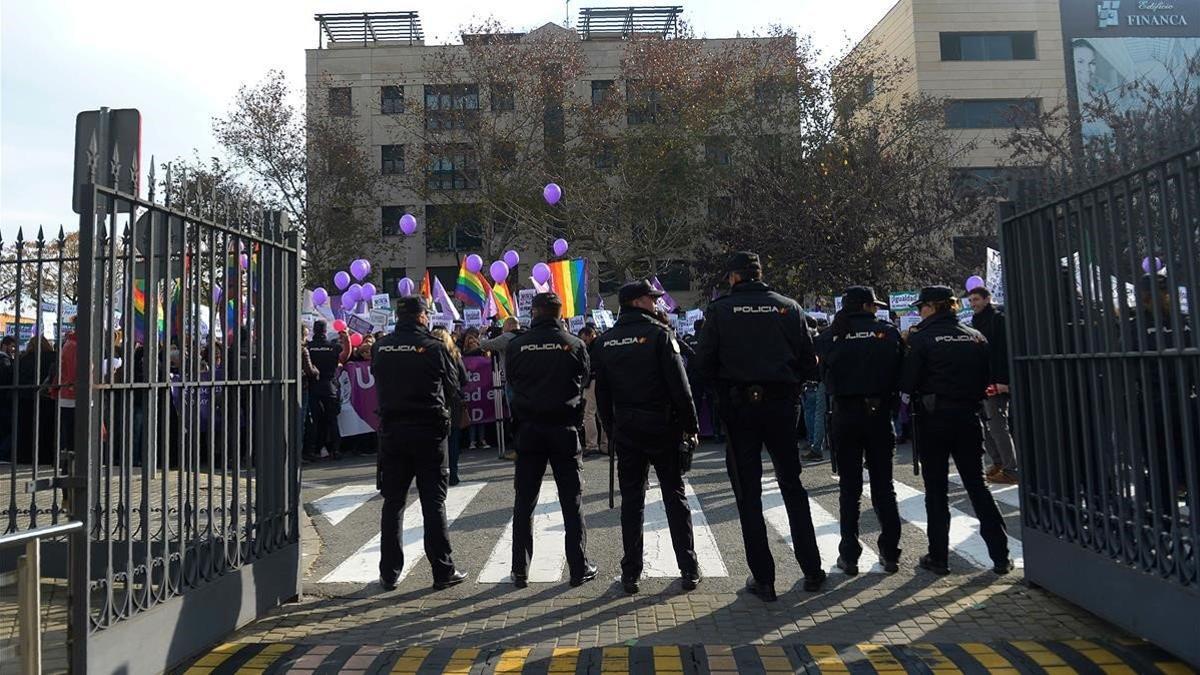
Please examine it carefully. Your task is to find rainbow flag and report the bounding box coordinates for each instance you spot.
[132,280,165,344]
[492,281,515,319]
[455,260,491,308]
[547,258,588,318]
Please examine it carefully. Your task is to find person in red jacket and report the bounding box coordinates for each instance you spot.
[51,330,78,456]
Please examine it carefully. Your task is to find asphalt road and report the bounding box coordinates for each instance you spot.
[297,438,1025,601]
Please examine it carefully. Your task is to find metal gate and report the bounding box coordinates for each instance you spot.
[1000,146,1199,665]
[0,153,305,672]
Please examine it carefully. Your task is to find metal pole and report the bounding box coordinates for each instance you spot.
[17,538,42,675]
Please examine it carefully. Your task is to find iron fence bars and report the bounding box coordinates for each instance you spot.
[1001,144,1200,666]
[66,155,301,673]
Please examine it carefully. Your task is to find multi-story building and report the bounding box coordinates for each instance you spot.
[848,0,1070,201]
[306,7,767,310]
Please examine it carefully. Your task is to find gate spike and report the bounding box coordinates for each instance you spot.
[86,132,98,184]
[147,155,157,203]
[16,226,24,246]
[36,225,45,248]
[109,144,121,188]
[129,153,139,197]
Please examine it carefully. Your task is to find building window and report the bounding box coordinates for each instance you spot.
[381,145,405,175]
[627,80,667,125]
[594,142,617,169]
[427,145,478,190]
[380,86,405,114]
[591,80,614,107]
[655,261,692,292]
[754,78,789,106]
[492,141,517,171]
[954,167,1041,202]
[382,267,407,297]
[945,99,1039,129]
[705,137,731,166]
[329,87,352,117]
[491,82,515,111]
[381,205,417,237]
[940,32,1036,61]
[424,84,480,130]
[426,204,482,251]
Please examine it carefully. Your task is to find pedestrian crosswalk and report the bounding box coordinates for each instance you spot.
[305,463,1026,587]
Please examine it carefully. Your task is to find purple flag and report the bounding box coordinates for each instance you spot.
[650,276,678,312]
[432,275,460,321]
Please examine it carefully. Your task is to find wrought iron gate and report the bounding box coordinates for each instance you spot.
[1000,146,1199,665]
[66,160,302,672]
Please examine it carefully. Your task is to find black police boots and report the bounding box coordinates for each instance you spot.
[918,554,950,576]
[745,576,777,602]
[681,571,701,591]
[512,573,528,589]
[433,570,468,590]
[622,576,640,594]
[881,556,900,574]
[379,574,397,592]
[569,562,599,587]
[835,556,858,576]
[993,558,1015,575]
[802,570,827,592]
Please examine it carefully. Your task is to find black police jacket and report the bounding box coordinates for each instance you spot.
[306,337,342,398]
[370,321,459,423]
[505,318,590,426]
[594,307,699,448]
[900,311,990,404]
[970,304,1009,385]
[694,280,816,386]
[814,311,902,398]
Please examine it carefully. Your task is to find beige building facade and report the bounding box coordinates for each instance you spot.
[853,0,1070,194]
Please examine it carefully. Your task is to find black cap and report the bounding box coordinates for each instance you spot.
[724,251,762,276]
[913,286,954,307]
[395,295,430,317]
[531,292,563,311]
[618,280,664,305]
[841,286,887,310]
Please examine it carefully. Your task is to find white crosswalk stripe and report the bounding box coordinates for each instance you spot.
[310,484,377,526]
[761,477,881,574]
[874,479,1025,569]
[949,472,1021,509]
[478,481,566,583]
[319,481,487,584]
[641,481,728,577]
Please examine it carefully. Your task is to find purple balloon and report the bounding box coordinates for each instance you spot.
[465,254,484,274]
[552,238,569,257]
[334,271,351,290]
[240,254,250,270]
[503,249,520,268]
[490,260,510,283]
[965,275,985,291]
[399,213,418,236]
[543,182,562,205]
[311,287,328,306]
[361,282,377,299]
[341,292,357,310]
[347,283,363,301]
[1142,256,1162,274]
[398,277,415,296]
[532,262,552,285]
[350,259,370,281]
[213,285,223,303]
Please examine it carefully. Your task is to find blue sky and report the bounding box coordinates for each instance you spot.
[0,0,896,239]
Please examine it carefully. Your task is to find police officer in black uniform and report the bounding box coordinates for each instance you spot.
[815,287,903,575]
[505,292,598,588]
[901,286,1012,576]
[695,252,826,599]
[371,297,468,591]
[594,281,701,594]
[306,320,344,460]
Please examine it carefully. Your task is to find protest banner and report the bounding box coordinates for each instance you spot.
[888,290,920,315]
[463,355,506,424]
[986,248,1005,306]
[337,361,378,436]
[346,314,374,336]
[518,289,536,318]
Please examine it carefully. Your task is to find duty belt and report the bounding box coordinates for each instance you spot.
[832,395,888,415]
[729,382,798,404]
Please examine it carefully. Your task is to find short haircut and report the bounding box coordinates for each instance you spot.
[1,336,15,347]
[968,287,991,299]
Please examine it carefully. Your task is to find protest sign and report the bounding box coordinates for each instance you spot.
[591,309,615,331]
[518,289,536,318]
[568,315,586,334]
[464,308,483,328]
[888,290,920,315]
[900,315,921,333]
[808,311,828,324]
[371,293,391,310]
[986,248,1005,306]
[346,314,374,336]
[463,355,506,424]
[337,361,378,436]
[369,309,391,332]
[876,309,891,322]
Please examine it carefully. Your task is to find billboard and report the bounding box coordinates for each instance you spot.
[1061,1,1200,140]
